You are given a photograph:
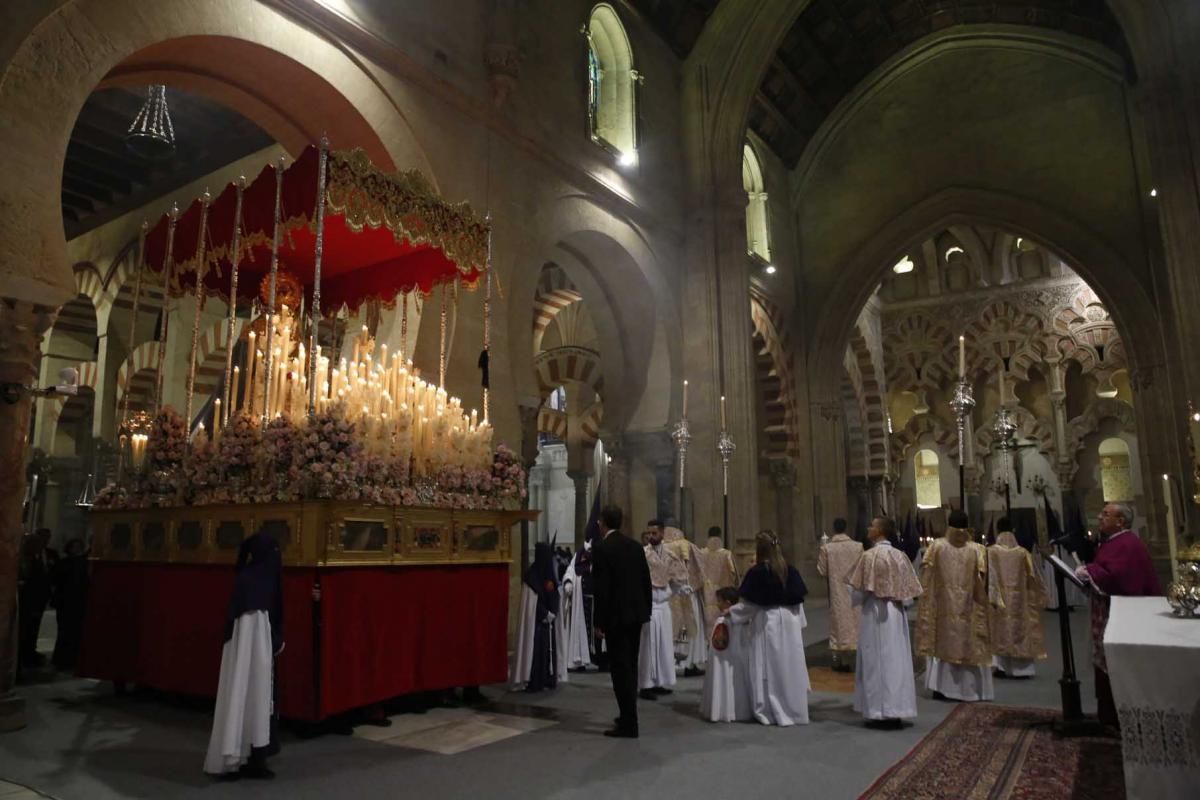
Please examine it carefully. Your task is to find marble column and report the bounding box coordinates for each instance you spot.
[0,298,55,732]
[569,472,590,551]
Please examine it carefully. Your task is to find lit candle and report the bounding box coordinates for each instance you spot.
[233,365,243,412]
[720,395,727,430]
[213,399,222,440]
[682,379,689,418]
[958,335,966,379]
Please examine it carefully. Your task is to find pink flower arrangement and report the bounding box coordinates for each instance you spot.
[147,406,187,473]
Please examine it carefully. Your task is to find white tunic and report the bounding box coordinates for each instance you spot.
[700,614,752,722]
[852,591,918,720]
[680,591,708,669]
[561,556,593,670]
[639,586,676,689]
[204,611,274,775]
[992,655,1036,677]
[740,602,810,726]
[925,656,995,702]
[510,585,569,689]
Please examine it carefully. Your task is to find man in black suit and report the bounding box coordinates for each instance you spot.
[593,504,651,738]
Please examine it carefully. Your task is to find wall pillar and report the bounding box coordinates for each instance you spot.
[0,298,56,732]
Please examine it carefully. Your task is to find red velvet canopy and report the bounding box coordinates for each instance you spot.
[145,146,489,313]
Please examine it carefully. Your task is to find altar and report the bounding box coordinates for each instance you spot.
[1103,595,1200,799]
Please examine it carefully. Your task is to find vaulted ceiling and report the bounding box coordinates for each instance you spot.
[631,1,1131,169]
[62,87,273,240]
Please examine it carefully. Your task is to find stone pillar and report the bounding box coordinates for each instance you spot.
[0,298,55,732]
[604,435,631,519]
[811,399,848,539]
[569,472,590,551]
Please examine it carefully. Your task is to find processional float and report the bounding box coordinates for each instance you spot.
[93,141,530,568]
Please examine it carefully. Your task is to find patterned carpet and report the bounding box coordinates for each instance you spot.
[859,705,1124,800]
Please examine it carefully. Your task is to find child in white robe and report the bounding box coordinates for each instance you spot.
[700,587,752,722]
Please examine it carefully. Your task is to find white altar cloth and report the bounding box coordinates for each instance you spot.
[1103,596,1200,800]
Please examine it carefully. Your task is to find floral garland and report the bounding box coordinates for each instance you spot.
[94,402,527,511]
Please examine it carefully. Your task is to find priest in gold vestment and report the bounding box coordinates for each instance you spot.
[696,528,739,636]
[663,525,708,675]
[915,510,994,702]
[987,526,1046,678]
[817,518,863,671]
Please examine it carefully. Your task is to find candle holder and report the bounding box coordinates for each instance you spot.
[717,430,736,496]
[949,378,975,505]
[671,418,691,489]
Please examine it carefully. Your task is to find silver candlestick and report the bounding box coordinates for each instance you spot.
[992,404,1018,513]
[949,378,975,505]
[671,418,692,489]
[717,430,736,495]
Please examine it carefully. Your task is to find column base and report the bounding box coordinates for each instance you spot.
[0,691,27,732]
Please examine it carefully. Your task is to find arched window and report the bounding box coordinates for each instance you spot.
[914,448,942,509]
[1099,437,1133,502]
[586,5,637,162]
[742,143,771,263]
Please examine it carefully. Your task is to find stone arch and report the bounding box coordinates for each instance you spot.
[890,413,957,467]
[73,262,106,310]
[810,188,1159,406]
[844,314,889,475]
[534,347,604,402]
[1065,397,1137,470]
[531,264,584,355]
[115,341,163,413]
[504,196,681,433]
[750,292,800,458]
[0,1,435,309]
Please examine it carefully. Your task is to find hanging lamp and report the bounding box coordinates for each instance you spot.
[126,85,176,159]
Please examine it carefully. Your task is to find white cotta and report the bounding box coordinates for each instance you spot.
[562,555,593,670]
[700,614,752,722]
[510,585,569,688]
[852,591,918,720]
[991,655,1036,677]
[680,591,708,669]
[739,602,810,726]
[924,657,994,701]
[204,610,274,775]
[639,586,676,689]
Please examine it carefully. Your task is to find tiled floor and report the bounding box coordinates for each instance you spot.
[351,706,557,755]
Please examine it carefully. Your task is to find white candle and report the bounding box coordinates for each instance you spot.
[682,379,689,418]
[233,365,243,412]
[213,399,222,440]
[1164,474,1180,583]
[720,395,727,430]
[958,335,966,379]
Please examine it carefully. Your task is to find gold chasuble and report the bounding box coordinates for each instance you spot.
[915,528,991,666]
[987,532,1047,661]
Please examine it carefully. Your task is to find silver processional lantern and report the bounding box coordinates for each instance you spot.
[126,84,176,160]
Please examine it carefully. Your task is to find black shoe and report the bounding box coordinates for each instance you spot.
[638,689,658,701]
[461,687,487,705]
[683,667,705,678]
[239,763,275,780]
[932,691,947,701]
[603,727,638,738]
[865,719,904,730]
[651,687,673,696]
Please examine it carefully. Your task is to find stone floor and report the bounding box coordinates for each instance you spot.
[0,600,1096,800]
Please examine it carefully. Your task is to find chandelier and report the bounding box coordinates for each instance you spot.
[126,84,176,159]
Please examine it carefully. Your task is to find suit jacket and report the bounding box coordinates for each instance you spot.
[593,530,652,629]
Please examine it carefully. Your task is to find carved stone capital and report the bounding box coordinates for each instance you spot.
[0,298,56,384]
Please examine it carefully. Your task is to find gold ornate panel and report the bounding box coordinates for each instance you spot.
[89,503,537,567]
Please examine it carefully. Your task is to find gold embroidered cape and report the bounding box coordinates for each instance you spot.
[819,534,865,651]
[915,528,992,666]
[987,533,1047,661]
[845,542,922,603]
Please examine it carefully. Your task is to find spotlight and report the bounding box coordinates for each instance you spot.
[764,264,777,275]
[1150,188,1158,198]
[618,150,637,167]
[892,256,914,274]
